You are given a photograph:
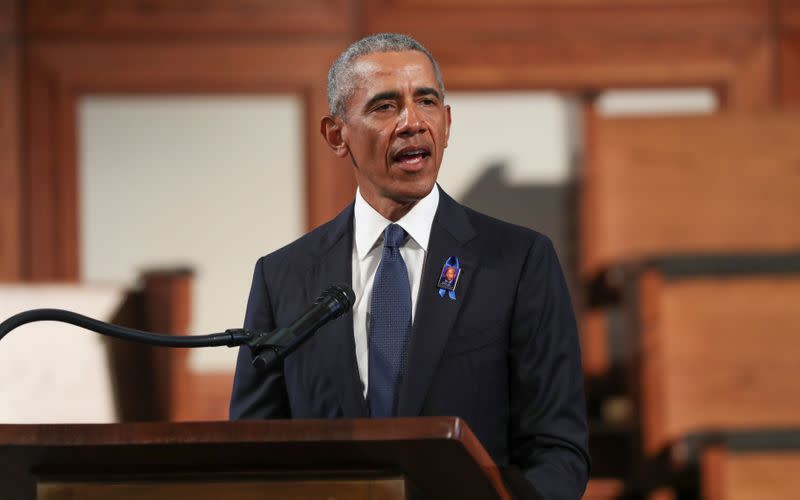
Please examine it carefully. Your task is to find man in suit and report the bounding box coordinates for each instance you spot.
[230,33,590,499]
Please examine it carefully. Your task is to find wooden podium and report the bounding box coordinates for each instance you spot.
[0,417,512,500]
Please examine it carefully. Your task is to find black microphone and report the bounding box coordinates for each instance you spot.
[246,283,355,370]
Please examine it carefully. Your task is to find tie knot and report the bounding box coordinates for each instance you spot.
[383,224,407,249]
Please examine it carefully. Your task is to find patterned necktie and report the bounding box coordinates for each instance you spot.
[368,223,412,417]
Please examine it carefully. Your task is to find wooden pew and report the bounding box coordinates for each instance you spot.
[636,264,800,457]
[581,305,639,434]
[582,309,613,381]
[581,112,800,282]
[702,442,800,500]
[112,268,233,422]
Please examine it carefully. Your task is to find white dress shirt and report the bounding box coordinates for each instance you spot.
[351,186,440,397]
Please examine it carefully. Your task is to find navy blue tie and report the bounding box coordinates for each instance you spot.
[368,223,412,417]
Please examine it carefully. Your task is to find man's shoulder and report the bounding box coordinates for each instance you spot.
[435,196,562,279]
[454,198,547,249]
[258,203,353,273]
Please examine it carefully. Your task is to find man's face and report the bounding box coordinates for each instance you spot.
[324,50,451,217]
[445,267,456,281]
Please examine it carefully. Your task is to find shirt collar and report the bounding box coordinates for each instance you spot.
[353,185,440,260]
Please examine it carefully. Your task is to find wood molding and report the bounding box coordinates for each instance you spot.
[419,34,773,113]
[0,0,19,39]
[24,39,354,281]
[365,1,776,112]
[0,26,21,281]
[25,0,354,38]
[365,0,770,40]
[779,0,800,31]
[722,34,777,110]
[25,55,73,280]
[780,33,800,106]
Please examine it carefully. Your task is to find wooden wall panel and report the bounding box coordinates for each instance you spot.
[25,0,353,37]
[581,113,800,278]
[0,0,21,281]
[641,275,800,455]
[24,39,353,280]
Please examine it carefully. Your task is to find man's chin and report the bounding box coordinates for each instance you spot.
[391,179,437,202]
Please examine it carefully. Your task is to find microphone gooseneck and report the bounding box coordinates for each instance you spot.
[0,308,249,347]
[0,284,354,359]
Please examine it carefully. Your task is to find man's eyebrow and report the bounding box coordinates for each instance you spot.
[364,88,442,110]
[364,91,400,110]
[414,87,441,100]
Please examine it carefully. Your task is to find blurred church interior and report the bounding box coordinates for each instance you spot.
[1,1,800,498]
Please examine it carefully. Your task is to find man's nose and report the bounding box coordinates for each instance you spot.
[397,104,426,136]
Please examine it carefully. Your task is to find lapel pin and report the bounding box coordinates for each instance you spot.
[437,256,461,300]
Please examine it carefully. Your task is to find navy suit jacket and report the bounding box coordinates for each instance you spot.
[230,188,590,499]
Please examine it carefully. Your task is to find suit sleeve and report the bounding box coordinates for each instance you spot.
[229,256,291,419]
[510,234,590,499]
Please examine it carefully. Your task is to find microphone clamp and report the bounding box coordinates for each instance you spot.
[245,283,355,371]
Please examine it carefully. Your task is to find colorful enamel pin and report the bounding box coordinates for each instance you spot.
[437,256,462,300]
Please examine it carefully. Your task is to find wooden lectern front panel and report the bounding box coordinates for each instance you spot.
[38,478,405,500]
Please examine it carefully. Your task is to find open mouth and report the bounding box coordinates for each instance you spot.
[393,146,431,164]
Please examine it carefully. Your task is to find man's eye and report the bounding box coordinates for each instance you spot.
[373,103,393,112]
[420,98,437,106]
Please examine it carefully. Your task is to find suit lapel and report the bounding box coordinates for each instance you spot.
[398,188,478,416]
[311,204,369,417]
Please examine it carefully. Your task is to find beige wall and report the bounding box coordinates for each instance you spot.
[439,92,579,196]
[79,96,304,371]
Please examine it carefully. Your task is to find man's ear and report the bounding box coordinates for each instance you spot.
[320,115,349,158]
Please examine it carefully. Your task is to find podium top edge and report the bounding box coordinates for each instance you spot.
[0,416,469,447]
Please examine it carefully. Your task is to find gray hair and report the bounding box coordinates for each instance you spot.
[327,33,445,118]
